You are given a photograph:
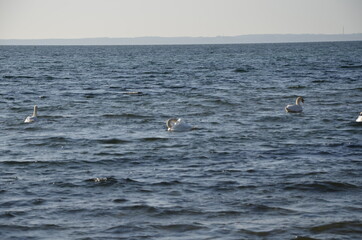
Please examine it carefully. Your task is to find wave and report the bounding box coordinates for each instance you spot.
[0,212,17,218]
[234,68,249,73]
[0,158,123,166]
[234,66,255,73]
[105,224,146,234]
[112,198,128,203]
[340,65,362,69]
[120,204,158,213]
[140,137,169,142]
[102,113,149,119]
[284,181,359,192]
[312,79,328,83]
[0,223,63,231]
[94,151,126,157]
[151,223,205,232]
[288,85,307,89]
[210,181,257,191]
[83,93,102,99]
[142,71,172,75]
[3,75,35,79]
[85,176,118,185]
[346,143,362,149]
[52,177,136,188]
[22,136,96,148]
[97,138,131,144]
[310,220,362,234]
[1,160,49,165]
[245,203,297,215]
[150,180,183,186]
[293,236,319,240]
[154,208,204,217]
[238,228,283,237]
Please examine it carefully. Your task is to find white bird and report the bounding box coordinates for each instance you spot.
[356,112,362,122]
[24,105,38,123]
[166,118,193,132]
[285,97,304,113]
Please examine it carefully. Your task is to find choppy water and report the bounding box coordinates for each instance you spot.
[0,42,361,240]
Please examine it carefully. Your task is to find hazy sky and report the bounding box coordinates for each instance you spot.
[0,0,361,39]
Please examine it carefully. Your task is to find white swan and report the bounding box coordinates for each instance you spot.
[285,97,304,113]
[166,118,193,132]
[356,112,362,122]
[24,105,38,123]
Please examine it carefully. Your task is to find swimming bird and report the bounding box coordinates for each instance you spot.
[24,105,38,123]
[356,112,362,122]
[166,118,193,132]
[285,97,304,113]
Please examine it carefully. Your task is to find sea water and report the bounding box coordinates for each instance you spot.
[0,42,361,239]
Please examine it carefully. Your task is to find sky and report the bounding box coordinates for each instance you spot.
[0,0,361,39]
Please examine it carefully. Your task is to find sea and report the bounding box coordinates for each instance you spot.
[0,42,361,240]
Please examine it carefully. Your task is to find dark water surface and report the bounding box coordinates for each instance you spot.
[0,42,361,239]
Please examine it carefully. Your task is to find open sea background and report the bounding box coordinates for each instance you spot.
[0,42,361,240]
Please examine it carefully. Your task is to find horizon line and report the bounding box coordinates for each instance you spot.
[1,33,361,45]
[1,33,362,41]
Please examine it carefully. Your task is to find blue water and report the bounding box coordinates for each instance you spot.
[0,42,361,240]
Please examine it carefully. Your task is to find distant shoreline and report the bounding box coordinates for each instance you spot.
[1,34,362,45]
